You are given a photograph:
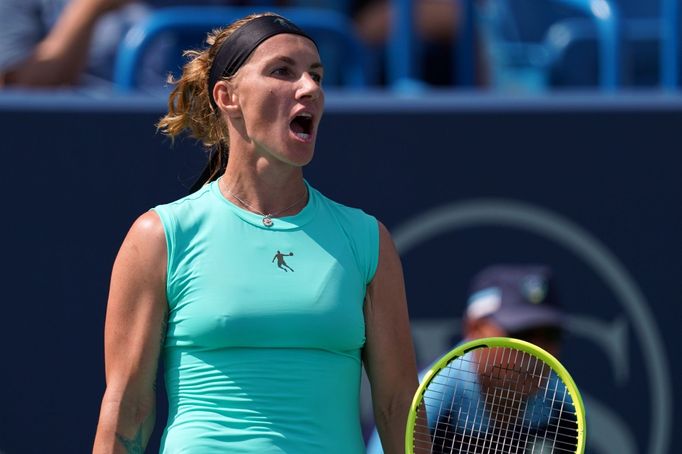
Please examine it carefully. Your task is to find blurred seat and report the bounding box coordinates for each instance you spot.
[469,0,622,92]
[545,0,678,88]
[466,0,678,91]
[613,0,678,88]
[113,6,371,91]
[387,0,621,91]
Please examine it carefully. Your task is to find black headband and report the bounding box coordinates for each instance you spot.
[208,15,317,110]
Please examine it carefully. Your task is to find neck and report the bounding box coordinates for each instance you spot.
[220,157,307,217]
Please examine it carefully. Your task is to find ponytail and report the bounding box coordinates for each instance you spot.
[157,13,278,191]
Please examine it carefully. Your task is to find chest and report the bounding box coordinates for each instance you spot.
[167,224,367,351]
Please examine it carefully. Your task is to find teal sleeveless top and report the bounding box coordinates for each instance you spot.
[152,179,379,453]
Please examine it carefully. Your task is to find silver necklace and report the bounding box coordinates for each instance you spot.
[221,180,308,227]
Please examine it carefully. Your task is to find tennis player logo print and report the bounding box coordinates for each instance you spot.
[272,250,295,272]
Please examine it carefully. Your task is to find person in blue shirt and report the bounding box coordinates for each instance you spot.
[367,264,575,453]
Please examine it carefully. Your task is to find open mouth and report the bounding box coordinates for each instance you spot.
[289,113,313,141]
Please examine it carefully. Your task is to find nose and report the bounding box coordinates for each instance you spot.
[296,72,322,101]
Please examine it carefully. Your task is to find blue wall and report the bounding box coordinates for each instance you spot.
[0,91,679,453]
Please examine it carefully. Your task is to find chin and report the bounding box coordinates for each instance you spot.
[279,141,316,167]
[287,150,316,167]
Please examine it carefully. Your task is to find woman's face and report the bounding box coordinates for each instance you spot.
[229,33,324,167]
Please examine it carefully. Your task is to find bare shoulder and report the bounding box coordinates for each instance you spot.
[377,220,391,239]
[377,221,395,245]
[129,210,165,241]
[366,220,406,314]
[114,210,167,282]
[374,220,403,278]
[125,210,166,252]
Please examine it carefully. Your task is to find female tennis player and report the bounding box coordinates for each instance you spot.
[92,12,419,454]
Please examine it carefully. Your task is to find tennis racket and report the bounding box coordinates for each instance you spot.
[405,337,585,454]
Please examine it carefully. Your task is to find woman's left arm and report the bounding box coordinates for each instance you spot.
[363,221,420,454]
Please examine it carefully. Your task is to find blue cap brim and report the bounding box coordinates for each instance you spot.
[490,306,564,332]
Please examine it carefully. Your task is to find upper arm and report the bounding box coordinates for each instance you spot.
[103,210,168,399]
[363,221,419,403]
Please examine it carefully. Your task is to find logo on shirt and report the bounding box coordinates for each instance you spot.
[272,250,295,272]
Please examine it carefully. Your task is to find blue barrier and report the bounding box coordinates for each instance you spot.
[0,91,679,454]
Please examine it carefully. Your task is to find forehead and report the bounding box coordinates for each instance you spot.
[246,33,321,67]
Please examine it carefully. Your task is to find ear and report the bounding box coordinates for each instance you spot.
[212,80,241,118]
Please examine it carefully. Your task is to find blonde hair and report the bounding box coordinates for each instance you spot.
[157,12,279,185]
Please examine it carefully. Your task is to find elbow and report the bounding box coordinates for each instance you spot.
[94,389,156,454]
[373,392,410,429]
[100,386,156,425]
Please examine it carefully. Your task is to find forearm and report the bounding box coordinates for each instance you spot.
[373,393,413,454]
[93,391,156,454]
[4,0,108,86]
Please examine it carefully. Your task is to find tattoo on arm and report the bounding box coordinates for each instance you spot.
[115,429,143,454]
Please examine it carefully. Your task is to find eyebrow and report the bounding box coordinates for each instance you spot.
[272,55,323,70]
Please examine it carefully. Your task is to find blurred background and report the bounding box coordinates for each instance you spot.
[0,0,679,453]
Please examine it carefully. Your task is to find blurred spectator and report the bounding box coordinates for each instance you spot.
[351,0,462,85]
[0,0,266,89]
[0,0,150,87]
[366,263,567,453]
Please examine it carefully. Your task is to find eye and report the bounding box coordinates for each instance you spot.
[310,72,322,83]
[271,66,292,77]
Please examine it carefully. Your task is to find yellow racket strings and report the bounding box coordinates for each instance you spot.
[412,346,579,454]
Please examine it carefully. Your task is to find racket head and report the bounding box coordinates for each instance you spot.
[405,337,586,454]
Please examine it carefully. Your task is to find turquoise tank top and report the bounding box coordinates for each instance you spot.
[152,179,379,453]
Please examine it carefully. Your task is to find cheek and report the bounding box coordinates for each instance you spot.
[240,87,278,123]
[258,92,285,125]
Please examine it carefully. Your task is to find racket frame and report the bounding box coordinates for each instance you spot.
[405,336,586,454]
